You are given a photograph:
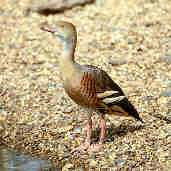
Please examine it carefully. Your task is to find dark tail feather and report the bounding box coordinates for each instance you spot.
[119,98,144,123]
[97,93,144,123]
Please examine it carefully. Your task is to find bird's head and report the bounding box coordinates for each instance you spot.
[40,21,77,47]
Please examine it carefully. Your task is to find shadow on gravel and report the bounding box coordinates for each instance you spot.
[91,123,144,143]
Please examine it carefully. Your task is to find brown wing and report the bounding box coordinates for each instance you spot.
[64,69,122,110]
[79,71,99,108]
[81,65,143,122]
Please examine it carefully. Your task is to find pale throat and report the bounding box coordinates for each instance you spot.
[60,39,75,61]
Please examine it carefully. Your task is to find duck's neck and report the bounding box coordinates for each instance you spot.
[59,38,77,80]
[61,40,75,62]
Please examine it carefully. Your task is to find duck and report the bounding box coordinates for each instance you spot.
[40,21,143,152]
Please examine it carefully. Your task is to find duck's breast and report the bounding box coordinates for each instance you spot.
[63,70,98,109]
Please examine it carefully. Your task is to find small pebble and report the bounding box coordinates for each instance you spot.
[114,159,126,168]
[0,8,4,15]
[168,98,171,103]
[89,159,98,167]
[108,152,116,160]
[128,39,134,44]
[144,95,154,101]
[128,161,137,169]
[163,55,171,64]
[109,58,127,66]
[62,163,74,171]
[39,98,49,103]
[161,80,171,87]
[160,88,171,97]
[90,153,96,159]
[73,127,81,133]
[47,82,58,87]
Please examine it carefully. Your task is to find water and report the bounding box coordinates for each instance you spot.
[0,145,54,171]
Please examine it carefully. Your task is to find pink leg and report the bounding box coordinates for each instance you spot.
[100,115,106,141]
[71,117,92,152]
[85,117,92,144]
[88,115,106,152]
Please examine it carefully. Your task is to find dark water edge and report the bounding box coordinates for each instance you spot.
[0,144,58,171]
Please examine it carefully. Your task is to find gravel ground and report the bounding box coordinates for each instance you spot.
[0,0,171,170]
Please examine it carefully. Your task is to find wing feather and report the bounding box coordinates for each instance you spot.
[81,65,143,122]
